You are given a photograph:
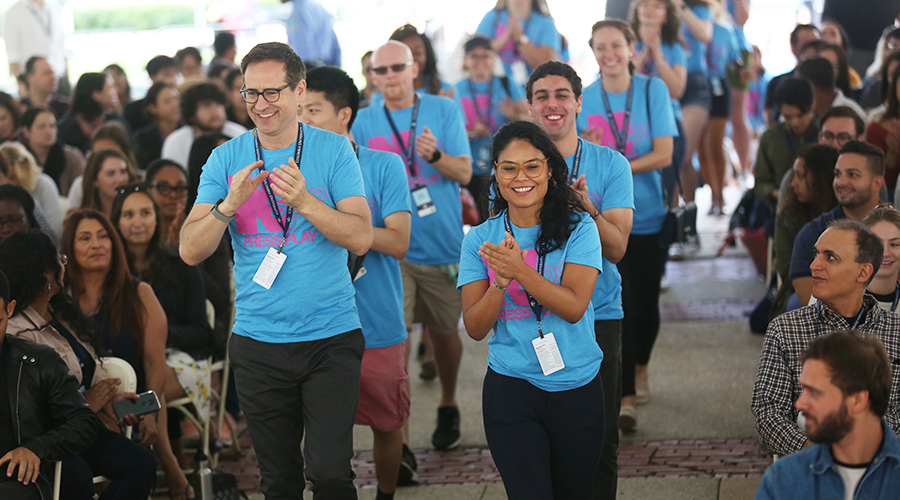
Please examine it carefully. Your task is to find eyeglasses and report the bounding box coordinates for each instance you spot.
[150,182,189,198]
[371,62,414,75]
[0,215,25,228]
[819,131,854,146]
[495,158,548,179]
[58,253,67,266]
[240,83,293,104]
[363,66,374,74]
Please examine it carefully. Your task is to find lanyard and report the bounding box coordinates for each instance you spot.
[567,138,583,183]
[27,2,52,37]
[599,79,634,156]
[467,78,494,128]
[817,300,867,330]
[254,124,304,253]
[503,211,547,338]
[893,284,900,313]
[384,95,420,177]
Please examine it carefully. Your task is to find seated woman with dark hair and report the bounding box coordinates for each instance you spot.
[67,121,141,212]
[20,107,86,196]
[0,229,157,500]
[0,184,49,244]
[144,159,190,248]
[57,73,126,154]
[0,91,22,142]
[61,209,195,499]
[134,82,182,170]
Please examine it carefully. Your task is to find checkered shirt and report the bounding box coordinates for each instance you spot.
[751,294,900,455]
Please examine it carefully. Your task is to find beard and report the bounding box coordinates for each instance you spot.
[805,402,854,444]
[837,183,874,210]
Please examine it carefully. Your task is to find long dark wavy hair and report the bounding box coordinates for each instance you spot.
[69,73,108,122]
[779,144,839,224]
[485,121,587,256]
[390,24,444,96]
[110,184,163,283]
[0,229,106,357]
[628,0,684,46]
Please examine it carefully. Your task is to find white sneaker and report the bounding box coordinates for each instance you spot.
[618,405,637,432]
[636,372,650,405]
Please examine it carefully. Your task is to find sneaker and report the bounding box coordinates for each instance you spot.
[432,406,461,450]
[668,242,685,261]
[635,372,650,405]
[684,234,701,254]
[419,356,437,381]
[397,444,419,486]
[618,405,637,432]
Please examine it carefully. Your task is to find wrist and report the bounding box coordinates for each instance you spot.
[492,279,510,291]
[212,198,236,221]
[429,149,443,163]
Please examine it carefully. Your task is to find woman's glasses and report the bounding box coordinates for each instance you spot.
[150,182,189,198]
[495,158,548,179]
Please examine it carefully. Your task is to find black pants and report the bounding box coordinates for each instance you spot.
[61,426,157,500]
[483,368,605,500]
[617,232,667,397]
[593,319,622,500]
[230,330,364,500]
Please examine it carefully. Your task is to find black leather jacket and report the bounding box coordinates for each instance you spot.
[3,334,101,499]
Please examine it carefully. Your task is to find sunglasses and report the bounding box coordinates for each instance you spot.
[371,62,414,75]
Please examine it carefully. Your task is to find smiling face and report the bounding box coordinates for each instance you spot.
[591,26,633,79]
[243,59,304,143]
[464,47,495,82]
[117,192,157,246]
[833,153,877,209]
[73,217,113,273]
[790,158,812,204]
[796,359,855,444]
[93,75,119,112]
[810,227,868,303]
[23,111,57,149]
[528,75,582,143]
[637,0,668,27]
[495,139,551,213]
[94,157,131,202]
[869,220,900,281]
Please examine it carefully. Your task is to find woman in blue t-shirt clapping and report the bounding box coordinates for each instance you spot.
[458,121,605,499]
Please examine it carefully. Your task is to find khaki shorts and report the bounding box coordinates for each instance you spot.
[400,260,463,336]
[355,342,410,432]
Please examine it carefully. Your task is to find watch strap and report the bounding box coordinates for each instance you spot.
[211,198,235,223]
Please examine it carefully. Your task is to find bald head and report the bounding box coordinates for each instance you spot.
[370,40,418,106]
[372,41,414,67]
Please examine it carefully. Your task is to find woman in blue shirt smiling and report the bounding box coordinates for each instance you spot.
[458,121,604,499]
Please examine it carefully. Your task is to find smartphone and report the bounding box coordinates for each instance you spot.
[113,390,161,420]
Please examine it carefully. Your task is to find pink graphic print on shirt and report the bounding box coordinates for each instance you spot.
[229,173,327,248]
[586,113,635,159]
[460,94,495,130]
[368,131,442,188]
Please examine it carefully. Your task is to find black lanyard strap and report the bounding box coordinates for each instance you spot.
[384,95,421,177]
[567,138,583,183]
[503,211,547,338]
[467,78,494,127]
[254,124,304,252]
[599,79,634,155]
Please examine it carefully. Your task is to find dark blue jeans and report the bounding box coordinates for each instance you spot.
[60,426,157,500]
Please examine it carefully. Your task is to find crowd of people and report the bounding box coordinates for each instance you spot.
[3,0,900,499]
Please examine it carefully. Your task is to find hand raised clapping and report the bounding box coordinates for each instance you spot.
[479,232,528,288]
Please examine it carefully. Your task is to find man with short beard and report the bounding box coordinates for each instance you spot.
[755,330,900,499]
[161,81,246,168]
[753,220,900,456]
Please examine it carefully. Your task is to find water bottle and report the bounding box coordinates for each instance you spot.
[193,450,214,500]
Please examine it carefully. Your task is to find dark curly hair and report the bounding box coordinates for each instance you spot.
[180,82,227,126]
[779,144,839,224]
[485,121,587,256]
[0,229,106,357]
[0,184,39,235]
[390,24,444,96]
[628,0,684,46]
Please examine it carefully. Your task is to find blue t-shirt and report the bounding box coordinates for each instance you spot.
[635,41,687,121]
[725,0,752,52]
[454,76,526,176]
[457,211,603,391]
[577,75,677,235]
[351,94,472,266]
[707,23,740,79]
[683,4,712,74]
[566,139,634,320]
[353,146,412,349]
[789,205,845,281]
[475,9,561,82]
[195,125,365,343]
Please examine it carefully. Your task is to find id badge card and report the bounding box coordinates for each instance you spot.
[710,75,725,97]
[253,247,287,289]
[532,333,565,376]
[411,185,437,217]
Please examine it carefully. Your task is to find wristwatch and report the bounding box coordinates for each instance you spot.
[429,149,443,163]
[518,34,530,46]
[211,198,235,223]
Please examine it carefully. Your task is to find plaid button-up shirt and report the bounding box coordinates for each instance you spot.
[751,294,900,455]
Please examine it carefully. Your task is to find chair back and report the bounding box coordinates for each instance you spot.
[95,357,137,394]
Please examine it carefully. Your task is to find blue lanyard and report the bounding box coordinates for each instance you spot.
[817,300,867,330]
[467,78,494,128]
[383,95,420,177]
[567,138,583,183]
[254,125,304,252]
[503,210,546,338]
[599,79,634,155]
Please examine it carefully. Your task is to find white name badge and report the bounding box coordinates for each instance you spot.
[353,266,367,282]
[532,332,565,376]
[253,247,287,289]
[411,185,437,217]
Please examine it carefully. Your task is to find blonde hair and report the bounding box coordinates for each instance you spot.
[0,141,41,192]
[863,205,900,232]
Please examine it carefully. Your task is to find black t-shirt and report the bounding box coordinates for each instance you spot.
[0,339,17,457]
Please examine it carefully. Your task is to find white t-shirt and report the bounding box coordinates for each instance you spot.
[2,0,66,75]
[160,122,247,169]
[835,463,867,500]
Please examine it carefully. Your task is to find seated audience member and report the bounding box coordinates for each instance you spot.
[134,83,182,170]
[144,160,189,247]
[68,124,140,212]
[790,141,885,306]
[124,56,179,133]
[74,150,138,218]
[19,56,70,117]
[211,32,238,69]
[0,185,43,244]
[867,52,900,123]
[175,47,203,85]
[799,40,856,100]
[20,108,85,196]
[755,330,900,500]
[0,92,21,142]
[111,184,214,466]
[867,65,900,200]
[103,64,130,114]
[859,28,900,112]
[61,209,194,499]
[765,24,821,124]
[753,78,818,212]
[753,220,900,456]
[820,20,862,89]
[796,57,866,120]
[0,142,62,239]
[161,82,246,169]
[0,230,157,500]
[0,270,102,500]
[206,64,231,92]
[771,145,839,318]
[817,106,865,151]
[57,73,125,154]
[862,207,900,312]
[223,68,254,130]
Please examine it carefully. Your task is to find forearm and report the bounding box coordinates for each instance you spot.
[519,43,556,69]
[630,146,673,174]
[734,0,749,26]
[463,282,505,341]
[654,57,686,99]
[596,215,628,263]
[431,154,472,185]
[180,205,229,266]
[371,226,409,260]
[680,8,713,43]
[298,197,373,256]
[516,266,594,323]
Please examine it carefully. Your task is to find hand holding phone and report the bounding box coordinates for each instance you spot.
[112,390,161,421]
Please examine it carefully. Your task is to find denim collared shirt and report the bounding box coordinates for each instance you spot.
[755,421,900,500]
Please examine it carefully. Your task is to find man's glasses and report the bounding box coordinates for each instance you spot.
[819,131,854,146]
[0,215,25,229]
[371,62,414,75]
[240,83,293,104]
[495,158,548,179]
[150,182,189,198]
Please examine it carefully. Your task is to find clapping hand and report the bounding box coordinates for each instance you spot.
[220,161,267,215]
[416,126,439,162]
[479,232,528,288]
[580,126,603,146]
[269,157,312,212]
